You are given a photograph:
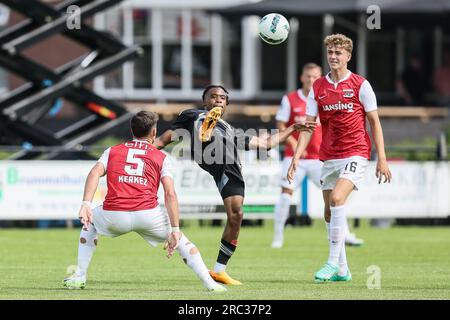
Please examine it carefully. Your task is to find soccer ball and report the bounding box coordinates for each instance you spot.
[258,13,290,45]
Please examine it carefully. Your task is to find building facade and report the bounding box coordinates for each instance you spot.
[1,0,449,105]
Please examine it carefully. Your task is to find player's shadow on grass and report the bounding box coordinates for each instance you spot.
[249,278,312,285]
[48,285,181,293]
[85,280,202,292]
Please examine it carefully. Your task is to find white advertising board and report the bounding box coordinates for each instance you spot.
[0,160,448,220]
[307,162,450,218]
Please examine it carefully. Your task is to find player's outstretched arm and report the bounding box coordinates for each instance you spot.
[79,162,105,228]
[161,176,181,258]
[277,120,298,151]
[366,110,392,184]
[286,115,317,183]
[248,120,315,150]
[155,130,174,150]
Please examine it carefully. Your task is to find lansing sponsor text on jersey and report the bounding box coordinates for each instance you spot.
[322,101,354,112]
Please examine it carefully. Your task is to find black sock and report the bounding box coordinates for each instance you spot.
[217,238,237,265]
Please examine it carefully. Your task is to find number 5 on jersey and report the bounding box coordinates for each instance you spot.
[125,149,146,176]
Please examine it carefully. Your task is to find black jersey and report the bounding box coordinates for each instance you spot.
[170,108,250,191]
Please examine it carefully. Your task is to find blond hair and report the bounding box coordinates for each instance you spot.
[324,34,353,53]
[302,62,322,74]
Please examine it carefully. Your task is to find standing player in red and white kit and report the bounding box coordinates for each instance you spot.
[287,34,392,282]
[63,111,225,292]
[272,63,363,249]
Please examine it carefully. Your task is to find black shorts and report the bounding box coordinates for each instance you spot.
[220,177,245,199]
[214,170,245,199]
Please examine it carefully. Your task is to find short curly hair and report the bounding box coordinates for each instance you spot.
[324,34,353,54]
[202,85,229,105]
[202,85,229,101]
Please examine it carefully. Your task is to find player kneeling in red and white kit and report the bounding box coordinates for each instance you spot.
[287,34,392,283]
[63,111,226,292]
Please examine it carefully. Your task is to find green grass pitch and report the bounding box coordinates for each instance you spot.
[1,220,449,300]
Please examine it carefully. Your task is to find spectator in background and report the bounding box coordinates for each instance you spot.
[432,49,450,107]
[396,55,428,106]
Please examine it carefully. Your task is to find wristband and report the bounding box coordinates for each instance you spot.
[171,227,180,232]
[81,201,92,207]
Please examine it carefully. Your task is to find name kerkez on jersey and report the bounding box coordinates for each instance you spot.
[118,140,149,186]
[118,175,148,186]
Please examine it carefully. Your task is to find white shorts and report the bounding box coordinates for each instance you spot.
[92,205,171,247]
[280,157,322,190]
[320,156,369,191]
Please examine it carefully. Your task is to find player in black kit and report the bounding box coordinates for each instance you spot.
[155,85,310,285]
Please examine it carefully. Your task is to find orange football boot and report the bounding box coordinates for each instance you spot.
[199,107,223,142]
[209,270,242,285]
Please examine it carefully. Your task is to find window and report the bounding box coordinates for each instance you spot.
[98,7,245,98]
[133,9,152,89]
[162,10,182,89]
[1,16,20,97]
[403,28,434,95]
[261,41,287,90]
[134,44,152,89]
[192,11,212,89]
[104,68,123,89]
[0,67,7,98]
[367,30,396,94]
[222,16,242,90]
[295,17,322,87]
[0,20,7,96]
[366,27,434,104]
[103,7,123,89]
